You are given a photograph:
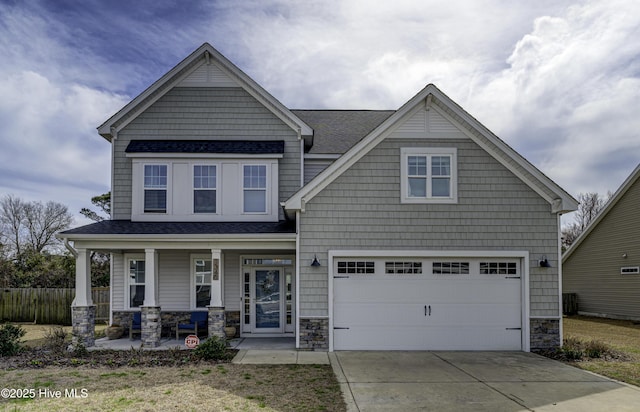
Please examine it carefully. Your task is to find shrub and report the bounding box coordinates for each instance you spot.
[0,323,26,356]
[43,326,68,354]
[585,340,611,359]
[194,336,228,360]
[562,336,584,360]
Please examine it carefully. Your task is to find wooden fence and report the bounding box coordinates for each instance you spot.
[0,287,110,325]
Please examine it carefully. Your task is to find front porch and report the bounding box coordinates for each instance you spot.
[69,246,296,349]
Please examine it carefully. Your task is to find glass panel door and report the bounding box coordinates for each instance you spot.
[254,269,281,331]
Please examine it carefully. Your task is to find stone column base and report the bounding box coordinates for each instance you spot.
[71,305,96,348]
[207,306,225,339]
[530,318,561,350]
[141,306,162,348]
[299,317,329,351]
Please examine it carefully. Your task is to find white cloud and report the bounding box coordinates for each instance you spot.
[0,0,639,229]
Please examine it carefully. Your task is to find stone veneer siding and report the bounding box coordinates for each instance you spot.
[141,306,162,348]
[208,306,226,339]
[299,317,329,350]
[71,305,96,347]
[530,318,560,349]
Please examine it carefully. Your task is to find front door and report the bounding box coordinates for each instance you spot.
[254,269,283,332]
[243,268,285,334]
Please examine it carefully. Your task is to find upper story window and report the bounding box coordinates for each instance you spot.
[193,165,217,214]
[400,148,457,203]
[243,165,267,213]
[144,165,167,213]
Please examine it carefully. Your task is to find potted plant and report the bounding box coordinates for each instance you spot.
[224,325,236,339]
[105,324,124,340]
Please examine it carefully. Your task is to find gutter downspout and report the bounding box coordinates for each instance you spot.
[63,237,78,306]
[64,237,78,258]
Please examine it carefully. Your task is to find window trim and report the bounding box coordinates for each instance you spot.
[400,147,457,203]
[125,254,145,310]
[242,163,269,215]
[190,254,213,309]
[192,163,219,215]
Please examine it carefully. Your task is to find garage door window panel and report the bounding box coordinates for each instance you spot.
[337,261,375,274]
[385,261,423,274]
[480,262,517,275]
[433,262,469,275]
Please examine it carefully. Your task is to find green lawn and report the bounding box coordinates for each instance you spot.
[563,315,640,386]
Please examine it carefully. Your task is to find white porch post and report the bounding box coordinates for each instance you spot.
[143,248,158,306]
[141,248,161,348]
[210,249,223,307]
[74,248,93,306]
[207,249,225,339]
[71,248,95,347]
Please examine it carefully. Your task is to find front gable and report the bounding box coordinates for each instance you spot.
[98,43,312,142]
[285,84,578,215]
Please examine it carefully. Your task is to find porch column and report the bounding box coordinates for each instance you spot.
[208,249,225,339]
[71,248,95,347]
[74,248,92,306]
[143,248,158,307]
[210,249,222,307]
[141,248,161,348]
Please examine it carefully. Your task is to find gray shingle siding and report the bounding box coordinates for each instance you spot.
[112,87,300,220]
[298,138,559,317]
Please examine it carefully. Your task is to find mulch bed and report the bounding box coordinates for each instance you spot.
[0,346,237,369]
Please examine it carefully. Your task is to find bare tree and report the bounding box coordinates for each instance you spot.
[23,201,73,253]
[0,195,73,256]
[562,192,611,250]
[0,195,26,256]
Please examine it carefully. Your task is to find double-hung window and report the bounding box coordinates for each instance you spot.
[193,258,212,308]
[144,165,167,213]
[128,258,145,308]
[401,148,457,203]
[243,165,267,213]
[193,165,217,213]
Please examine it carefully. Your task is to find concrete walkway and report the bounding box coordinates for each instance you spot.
[232,349,329,364]
[331,351,640,411]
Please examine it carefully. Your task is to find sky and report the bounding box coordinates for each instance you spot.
[1,0,639,228]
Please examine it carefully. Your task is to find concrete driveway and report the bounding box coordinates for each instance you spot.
[330,351,640,411]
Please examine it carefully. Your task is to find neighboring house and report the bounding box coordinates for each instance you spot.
[563,165,640,321]
[58,43,577,351]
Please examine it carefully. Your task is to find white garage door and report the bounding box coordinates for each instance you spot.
[333,257,523,351]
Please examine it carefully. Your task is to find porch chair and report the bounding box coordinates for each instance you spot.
[176,311,208,339]
[129,312,142,339]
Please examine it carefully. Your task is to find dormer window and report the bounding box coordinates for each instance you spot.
[144,165,167,213]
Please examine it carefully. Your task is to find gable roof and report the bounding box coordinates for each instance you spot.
[562,164,640,262]
[97,43,313,145]
[285,84,578,214]
[292,110,395,154]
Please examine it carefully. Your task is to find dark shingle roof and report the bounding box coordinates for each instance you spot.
[125,140,285,154]
[292,110,395,154]
[60,220,295,236]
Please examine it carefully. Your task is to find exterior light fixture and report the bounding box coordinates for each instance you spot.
[310,255,321,267]
[539,257,551,267]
